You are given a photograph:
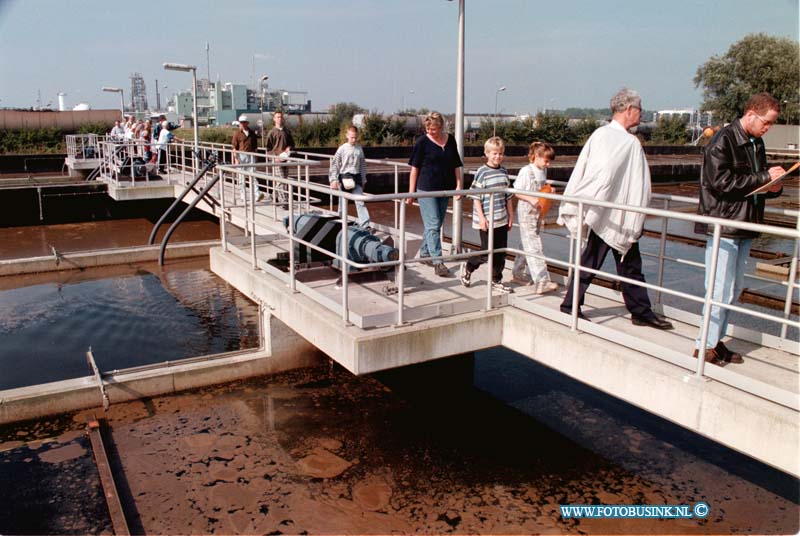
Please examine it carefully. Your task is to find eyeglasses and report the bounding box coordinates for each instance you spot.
[630,105,642,112]
[754,113,776,127]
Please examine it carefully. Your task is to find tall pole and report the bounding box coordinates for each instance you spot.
[452,0,465,254]
[493,86,506,137]
[260,75,269,149]
[155,79,160,111]
[191,67,199,168]
[205,42,211,83]
[119,89,125,116]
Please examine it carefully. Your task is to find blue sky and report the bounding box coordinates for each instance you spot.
[0,0,797,114]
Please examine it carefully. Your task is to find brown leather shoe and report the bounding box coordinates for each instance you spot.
[715,341,744,364]
[692,348,727,367]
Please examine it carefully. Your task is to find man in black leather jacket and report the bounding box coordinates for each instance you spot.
[694,92,785,366]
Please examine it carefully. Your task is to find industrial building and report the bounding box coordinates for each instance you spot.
[172,78,311,126]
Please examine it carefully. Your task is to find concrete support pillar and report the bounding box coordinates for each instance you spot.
[259,304,326,374]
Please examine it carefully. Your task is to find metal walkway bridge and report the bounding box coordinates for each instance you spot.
[7,137,800,476]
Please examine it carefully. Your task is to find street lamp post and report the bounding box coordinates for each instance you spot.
[102,86,125,117]
[452,0,465,255]
[260,75,269,149]
[163,62,199,170]
[493,86,506,137]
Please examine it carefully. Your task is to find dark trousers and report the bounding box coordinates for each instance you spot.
[466,225,508,282]
[560,230,654,317]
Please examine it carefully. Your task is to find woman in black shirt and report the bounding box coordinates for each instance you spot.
[406,112,463,276]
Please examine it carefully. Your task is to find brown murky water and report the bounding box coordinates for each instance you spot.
[0,217,220,260]
[1,360,796,535]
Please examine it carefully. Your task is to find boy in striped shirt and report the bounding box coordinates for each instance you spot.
[461,136,514,292]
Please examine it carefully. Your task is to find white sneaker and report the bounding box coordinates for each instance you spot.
[534,281,558,294]
[491,280,513,293]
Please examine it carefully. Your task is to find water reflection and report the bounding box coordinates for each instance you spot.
[0,258,259,390]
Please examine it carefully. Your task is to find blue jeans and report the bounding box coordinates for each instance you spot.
[417,195,449,264]
[341,183,370,227]
[237,153,259,200]
[696,237,752,349]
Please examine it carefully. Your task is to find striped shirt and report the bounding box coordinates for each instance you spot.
[470,165,512,229]
[329,143,367,185]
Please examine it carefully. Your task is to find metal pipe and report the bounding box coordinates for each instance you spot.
[219,167,228,253]
[781,237,799,340]
[397,200,407,326]
[655,197,670,304]
[250,175,257,269]
[486,193,495,311]
[289,183,296,292]
[394,164,400,230]
[452,0,465,256]
[694,225,722,379]
[340,196,350,324]
[570,202,584,331]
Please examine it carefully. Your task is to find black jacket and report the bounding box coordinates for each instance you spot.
[695,119,781,238]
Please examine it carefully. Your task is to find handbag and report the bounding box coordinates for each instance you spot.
[537,183,554,216]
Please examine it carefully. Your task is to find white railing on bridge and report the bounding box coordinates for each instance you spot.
[66,134,103,161]
[207,159,797,408]
[91,138,798,408]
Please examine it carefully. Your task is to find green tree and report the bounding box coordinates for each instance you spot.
[694,33,799,123]
[328,102,366,126]
[531,113,577,144]
[571,118,599,144]
[360,111,392,146]
[650,116,690,145]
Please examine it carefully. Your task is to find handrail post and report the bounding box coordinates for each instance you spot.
[250,173,257,269]
[394,164,400,230]
[694,225,722,379]
[570,201,584,331]
[289,182,296,292]
[340,195,350,325]
[304,163,310,214]
[396,199,407,326]
[485,192,496,311]
[655,198,670,304]
[219,167,228,252]
[780,237,799,341]
[129,143,135,187]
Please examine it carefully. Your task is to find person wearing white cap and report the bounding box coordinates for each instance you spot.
[232,114,262,201]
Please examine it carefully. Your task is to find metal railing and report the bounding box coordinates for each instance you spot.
[97,138,160,186]
[66,134,103,161]
[211,161,798,406]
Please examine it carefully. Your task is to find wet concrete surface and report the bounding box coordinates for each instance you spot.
[1,358,796,535]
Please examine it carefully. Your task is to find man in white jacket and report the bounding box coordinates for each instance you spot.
[558,88,672,330]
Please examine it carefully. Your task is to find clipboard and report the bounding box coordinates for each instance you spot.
[746,161,799,196]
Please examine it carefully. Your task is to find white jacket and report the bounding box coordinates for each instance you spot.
[557,121,651,255]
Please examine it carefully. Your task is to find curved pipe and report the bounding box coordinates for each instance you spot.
[158,171,221,265]
[148,153,219,245]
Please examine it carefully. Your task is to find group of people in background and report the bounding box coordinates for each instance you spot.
[108,114,177,173]
[405,88,785,366]
[231,110,294,203]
